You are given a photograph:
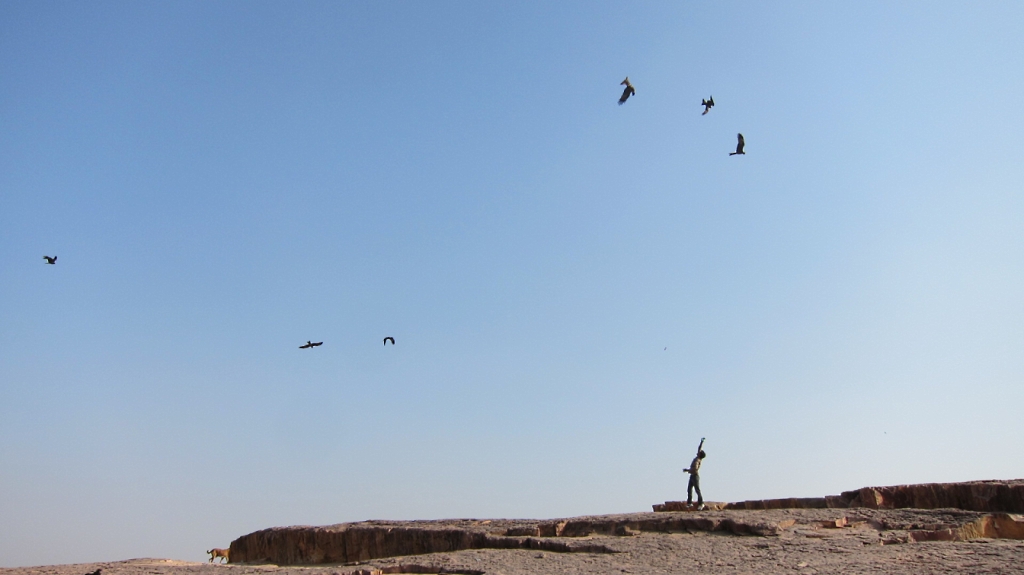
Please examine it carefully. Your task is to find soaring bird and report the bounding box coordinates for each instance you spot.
[43,255,57,264]
[383,337,395,346]
[618,77,635,105]
[729,133,745,155]
[299,341,323,349]
[701,96,714,115]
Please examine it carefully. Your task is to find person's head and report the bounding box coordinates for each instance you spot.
[698,450,706,459]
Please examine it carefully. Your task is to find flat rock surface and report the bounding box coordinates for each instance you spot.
[5,509,1023,575]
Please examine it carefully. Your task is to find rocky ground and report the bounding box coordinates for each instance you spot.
[4,507,1023,575]
[7,481,1022,575]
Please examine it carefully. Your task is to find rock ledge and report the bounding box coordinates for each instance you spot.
[655,479,1024,513]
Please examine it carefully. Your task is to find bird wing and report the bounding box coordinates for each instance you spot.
[737,133,745,152]
[709,96,714,106]
[311,342,323,346]
[299,343,310,348]
[618,86,633,104]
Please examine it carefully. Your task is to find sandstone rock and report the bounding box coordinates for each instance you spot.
[13,521,1024,575]
[824,495,849,508]
[502,527,538,537]
[228,480,1024,566]
[651,501,726,512]
[537,521,567,537]
[378,565,484,574]
[818,517,848,529]
[834,480,1024,512]
[655,480,1024,514]
[909,513,1024,542]
[723,498,826,511]
[228,514,802,565]
[228,523,621,565]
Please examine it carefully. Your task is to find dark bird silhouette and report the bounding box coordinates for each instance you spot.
[83,570,101,575]
[298,341,323,349]
[383,337,395,346]
[729,133,745,155]
[701,96,714,115]
[43,255,57,264]
[618,77,635,105]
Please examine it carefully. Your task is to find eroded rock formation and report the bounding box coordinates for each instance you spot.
[228,480,1024,566]
[831,480,1024,512]
[227,514,804,565]
[656,479,1024,513]
[228,521,619,565]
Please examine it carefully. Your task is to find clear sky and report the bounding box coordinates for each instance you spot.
[2,0,1023,567]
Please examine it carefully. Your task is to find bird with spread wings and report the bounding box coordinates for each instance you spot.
[618,77,635,105]
[701,96,714,115]
[299,341,323,349]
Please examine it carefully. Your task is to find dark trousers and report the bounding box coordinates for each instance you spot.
[687,474,702,505]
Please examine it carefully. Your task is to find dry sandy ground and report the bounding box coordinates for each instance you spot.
[4,509,1023,575]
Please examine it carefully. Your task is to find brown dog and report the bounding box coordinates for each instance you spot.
[207,548,229,564]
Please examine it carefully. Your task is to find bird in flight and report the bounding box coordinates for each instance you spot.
[729,133,745,155]
[383,336,395,346]
[299,341,323,349]
[701,96,714,115]
[618,77,635,105]
[43,255,57,264]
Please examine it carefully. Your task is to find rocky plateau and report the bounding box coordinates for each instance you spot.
[4,480,1022,575]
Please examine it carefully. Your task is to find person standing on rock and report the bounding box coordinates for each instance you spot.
[683,438,706,510]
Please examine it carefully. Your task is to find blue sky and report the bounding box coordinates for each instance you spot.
[2,0,1023,567]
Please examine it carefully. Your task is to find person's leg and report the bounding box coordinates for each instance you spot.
[687,475,696,504]
[694,475,703,505]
